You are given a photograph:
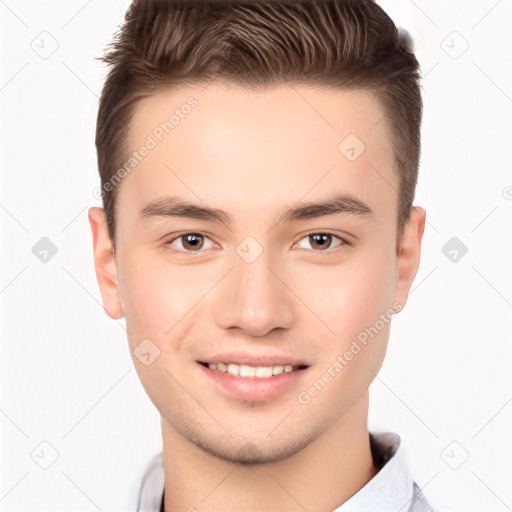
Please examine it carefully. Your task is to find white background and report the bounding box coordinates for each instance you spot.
[1,0,511,510]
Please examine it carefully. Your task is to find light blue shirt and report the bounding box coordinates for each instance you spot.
[126,431,447,511]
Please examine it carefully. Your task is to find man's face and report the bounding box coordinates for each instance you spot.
[90,84,423,464]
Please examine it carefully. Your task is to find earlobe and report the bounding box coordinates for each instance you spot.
[393,206,426,309]
[88,207,125,320]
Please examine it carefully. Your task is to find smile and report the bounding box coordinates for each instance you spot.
[200,362,305,378]
[198,360,309,402]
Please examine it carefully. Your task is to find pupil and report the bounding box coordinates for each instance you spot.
[184,234,203,250]
[311,234,330,250]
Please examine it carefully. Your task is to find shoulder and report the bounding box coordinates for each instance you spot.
[124,452,165,511]
[408,477,451,512]
[369,432,449,512]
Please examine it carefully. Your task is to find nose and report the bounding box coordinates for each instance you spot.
[212,249,295,338]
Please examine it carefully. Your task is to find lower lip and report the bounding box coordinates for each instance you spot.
[198,363,308,402]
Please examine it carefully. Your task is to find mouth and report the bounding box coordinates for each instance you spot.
[197,359,310,402]
[198,361,309,378]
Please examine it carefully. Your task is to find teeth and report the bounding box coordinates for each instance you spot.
[255,366,272,378]
[227,363,239,376]
[240,365,256,377]
[272,366,284,375]
[206,362,300,378]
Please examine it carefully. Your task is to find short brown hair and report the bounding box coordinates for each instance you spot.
[96,0,422,250]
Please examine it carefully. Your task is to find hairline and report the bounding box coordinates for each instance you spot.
[109,79,406,251]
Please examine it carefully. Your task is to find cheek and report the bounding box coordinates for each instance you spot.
[300,253,396,346]
[116,252,197,344]
[294,258,395,418]
[116,251,230,353]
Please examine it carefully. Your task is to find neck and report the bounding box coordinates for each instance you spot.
[161,392,377,512]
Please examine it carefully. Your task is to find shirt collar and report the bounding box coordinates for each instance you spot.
[135,431,416,512]
[333,431,415,511]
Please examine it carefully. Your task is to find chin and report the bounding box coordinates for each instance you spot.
[186,428,319,466]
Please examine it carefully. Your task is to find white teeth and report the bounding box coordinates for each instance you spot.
[255,366,273,378]
[206,362,301,378]
[239,365,256,377]
[227,363,239,376]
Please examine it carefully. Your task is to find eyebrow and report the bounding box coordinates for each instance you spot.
[139,194,374,226]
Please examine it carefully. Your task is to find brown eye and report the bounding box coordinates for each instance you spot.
[166,233,215,253]
[309,234,332,250]
[294,232,348,252]
[181,234,204,251]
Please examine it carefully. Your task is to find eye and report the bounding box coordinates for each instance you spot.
[165,233,216,253]
[293,232,350,252]
[164,231,351,255]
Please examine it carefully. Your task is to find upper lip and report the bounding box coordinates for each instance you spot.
[199,351,309,368]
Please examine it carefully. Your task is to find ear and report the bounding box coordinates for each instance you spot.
[88,207,125,320]
[393,206,426,309]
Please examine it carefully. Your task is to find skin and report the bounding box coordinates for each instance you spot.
[89,83,425,512]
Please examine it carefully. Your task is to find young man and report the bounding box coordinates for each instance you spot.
[89,0,444,510]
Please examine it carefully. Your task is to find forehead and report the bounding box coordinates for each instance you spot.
[122,83,397,219]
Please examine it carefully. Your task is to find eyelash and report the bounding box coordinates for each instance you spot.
[164,231,352,255]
